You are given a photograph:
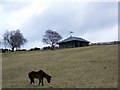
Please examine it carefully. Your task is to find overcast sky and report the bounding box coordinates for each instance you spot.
[0,0,118,49]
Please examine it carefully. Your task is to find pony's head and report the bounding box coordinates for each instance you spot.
[47,76,51,83]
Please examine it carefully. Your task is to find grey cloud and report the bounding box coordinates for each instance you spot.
[20,2,118,48]
[82,2,118,31]
[23,2,117,37]
[22,2,87,40]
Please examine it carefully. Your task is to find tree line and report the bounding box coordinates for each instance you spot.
[90,41,120,46]
[0,29,62,52]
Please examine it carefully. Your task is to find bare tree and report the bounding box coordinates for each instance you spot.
[3,30,9,49]
[42,30,62,50]
[3,30,27,51]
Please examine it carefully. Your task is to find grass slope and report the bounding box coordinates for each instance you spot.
[2,45,118,88]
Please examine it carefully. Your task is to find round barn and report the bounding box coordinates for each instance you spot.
[57,36,90,48]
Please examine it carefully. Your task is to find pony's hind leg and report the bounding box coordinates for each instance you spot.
[32,79,37,87]
[30,79,35,84]
[30,78,33,84]
[30,78,37,87]
[30,80,32,84]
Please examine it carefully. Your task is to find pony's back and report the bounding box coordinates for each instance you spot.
[38,70,45,76]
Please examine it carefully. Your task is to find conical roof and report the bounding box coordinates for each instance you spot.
[58,36,90,44]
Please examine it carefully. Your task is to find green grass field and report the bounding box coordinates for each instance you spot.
[2,45,118,88]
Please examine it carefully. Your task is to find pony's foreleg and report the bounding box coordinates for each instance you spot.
[41,78,44,86]
[38,79,41,86]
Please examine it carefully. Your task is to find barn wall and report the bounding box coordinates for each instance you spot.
[59,41,75,48]
[59,41,89,48]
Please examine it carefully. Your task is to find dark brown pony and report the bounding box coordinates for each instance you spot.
[28,70,51,86]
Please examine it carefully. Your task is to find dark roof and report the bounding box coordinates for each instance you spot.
[58,36,90,44]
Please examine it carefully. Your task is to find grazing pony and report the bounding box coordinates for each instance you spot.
[28,70,51,86]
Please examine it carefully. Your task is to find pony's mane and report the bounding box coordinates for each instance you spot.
[39,70,51,77]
